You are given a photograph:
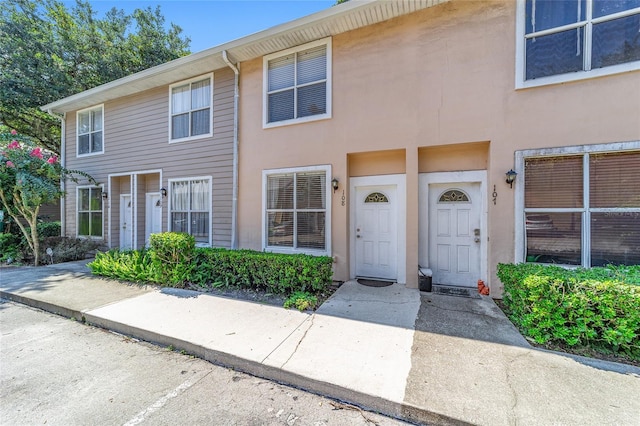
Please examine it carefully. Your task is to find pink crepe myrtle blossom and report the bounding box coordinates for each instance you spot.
[7,140,20,149]
[10,129,17,135]
[6,161,14,168]
[30,147,43,159]
[47,156,58,164]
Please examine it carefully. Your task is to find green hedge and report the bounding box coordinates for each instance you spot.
[497,263,640,358]
[88,232,334,295]
[190,248,333,294]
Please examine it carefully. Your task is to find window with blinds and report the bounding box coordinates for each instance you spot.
[169,178,211,245]
[77,186,103,238]
[523,151,640,267]
[264,39,331,126]
[170,74,212,141]
[265,167,328,252]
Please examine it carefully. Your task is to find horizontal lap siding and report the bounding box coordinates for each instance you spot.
[64,68,235,248]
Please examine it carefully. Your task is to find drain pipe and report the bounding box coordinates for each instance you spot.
[222,50,240,249]
[47,109,66,237]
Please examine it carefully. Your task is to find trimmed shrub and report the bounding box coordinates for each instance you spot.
[497,263,640,358]
[37,221,61,238]
[190,248,333,294]
[149,232,195,287]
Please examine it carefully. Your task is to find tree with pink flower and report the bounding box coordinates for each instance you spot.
[0,128,95,265]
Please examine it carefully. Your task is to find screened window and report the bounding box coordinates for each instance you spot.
[170,75,212,141]
[77,106,103,156]
[264,39,331,126]
[523,151,640,266]
[77,187,103,238]
[264,167,328,252]
[170,178,211,245]
[521,0,640,82]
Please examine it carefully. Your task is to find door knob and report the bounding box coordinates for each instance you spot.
[356,235,361,238]
[474,237,480,243]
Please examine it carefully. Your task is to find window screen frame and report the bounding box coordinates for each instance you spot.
[168,73,214,143]
[76,185,104,239]
[262,164,332,255]
[515,0,640,89]
[515,141,640,267]
[262,38,332,129]
[76,105,104,157]
[168,176,213,247]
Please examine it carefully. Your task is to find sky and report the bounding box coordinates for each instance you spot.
[66,1,337,53]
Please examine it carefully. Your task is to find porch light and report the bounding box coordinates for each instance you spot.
[331,178,339,193]
[505,169,517,188]
[160,187,167,197]
[101,191,108,200]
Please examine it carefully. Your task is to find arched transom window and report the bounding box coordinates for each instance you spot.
[365,192,389,203]
[438,189,470,203]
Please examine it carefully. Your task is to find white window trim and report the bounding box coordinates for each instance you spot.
[263,38,332,129]
[76,104,104,157]
[76,184,104,239]
[168,73,214,143]
[167,176,213,247]
[514,140,640,265]
[515,0,640,89]
[262,164,332,256]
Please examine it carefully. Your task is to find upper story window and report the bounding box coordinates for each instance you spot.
[263,38,332,128]
[516,0,640,88]
[169,74,213,142]
[77,105,103,156]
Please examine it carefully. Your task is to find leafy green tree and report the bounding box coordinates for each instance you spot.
[0,0,191,154]
[0,128,95,265]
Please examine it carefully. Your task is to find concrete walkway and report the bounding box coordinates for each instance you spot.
[1,261,639,425]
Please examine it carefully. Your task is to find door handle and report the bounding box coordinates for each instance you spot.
[356,235,361,238]
[474,237,480,243]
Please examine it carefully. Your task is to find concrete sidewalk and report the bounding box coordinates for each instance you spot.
[1,261,639,425]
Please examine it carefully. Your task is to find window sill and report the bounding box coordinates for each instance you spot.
[516,61,640,90]
[76,151,104,158]
[263,113,331,130]
[264,246,329,257]
[169,133,213,144]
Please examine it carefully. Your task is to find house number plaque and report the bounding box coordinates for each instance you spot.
[492,185,497,205]
[341,190,346,206]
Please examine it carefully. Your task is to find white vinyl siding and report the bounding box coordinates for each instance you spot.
[76,105,103,156]
[263,38,332,128]
[169,177,212,246]
[516,0,640,88]
[77,186,103,238]
[263,165,331,255]
[516,142,640,267]
[169,74,213,142]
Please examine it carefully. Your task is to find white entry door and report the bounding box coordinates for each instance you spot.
[429,183,481,287]
[355,185,397,280]
[145,193,162,246]
[120,194,133,250]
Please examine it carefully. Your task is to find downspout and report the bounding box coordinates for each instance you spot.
[47,109,66,237]
[222,50,240,249]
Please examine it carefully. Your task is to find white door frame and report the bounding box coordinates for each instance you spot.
[419,170,488,284]
[350,174,406,284]
[145,192,162,246]
[120,194,133,250]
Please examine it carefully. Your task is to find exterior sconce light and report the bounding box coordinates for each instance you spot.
[101,191,108,200]
[160,187,167,197]
[505,169,517,188]
[331,178,339,193]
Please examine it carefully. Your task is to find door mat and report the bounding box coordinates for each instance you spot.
[432,285,480,299]
[357,279,394,287]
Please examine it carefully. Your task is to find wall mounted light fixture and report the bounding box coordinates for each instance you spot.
[331,178,339,193]
[101,191,108,200]
[505,169,517,188]
[160,187,167,197]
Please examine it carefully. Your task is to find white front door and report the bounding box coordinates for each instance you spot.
[355,185,398,280]
[145,193,162,246]
[120,194,133,250]
[429,183,481,287]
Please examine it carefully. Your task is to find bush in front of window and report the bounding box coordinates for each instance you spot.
[88,238,334,301]
[497,263,640,360]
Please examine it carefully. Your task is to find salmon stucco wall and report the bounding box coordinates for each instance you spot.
[237,0,640,292]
